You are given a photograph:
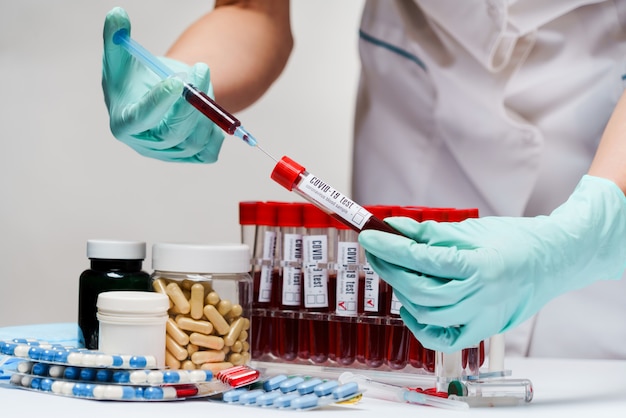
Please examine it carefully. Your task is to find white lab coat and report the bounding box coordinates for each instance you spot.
[353,0,626,358]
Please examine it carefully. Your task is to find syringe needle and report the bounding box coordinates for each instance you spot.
[255,144,278,162]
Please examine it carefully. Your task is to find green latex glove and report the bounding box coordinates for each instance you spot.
[358,175,626,353]
[102,7,224,163]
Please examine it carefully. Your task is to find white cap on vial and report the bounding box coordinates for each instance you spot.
[151,243,251,274]
[97,291,169,315]
[87,239,146,260]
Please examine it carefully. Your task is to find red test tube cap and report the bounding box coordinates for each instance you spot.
[239,201,258,225]
[303,204,330,229]
[271,156,306,191]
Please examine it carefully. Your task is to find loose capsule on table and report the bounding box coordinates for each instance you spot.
[151,243,252,370]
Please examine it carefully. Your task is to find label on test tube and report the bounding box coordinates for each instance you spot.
[282,233,302,306]
[389,291,402,315]
[258,231,277,303]
[362,265,380,313]
[335,242,359,317]
[298,172,372,230]
[303,235,329,308]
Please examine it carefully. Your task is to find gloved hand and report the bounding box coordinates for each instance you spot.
[358,175,626,353]
[102,7,224,163]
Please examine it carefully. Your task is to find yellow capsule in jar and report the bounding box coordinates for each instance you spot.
[203,305,230,335]
[224,304,243,320]
[189,333,225,350]
[217,299,233,317]
[165,282,190,314]
[205,291,220,306]
[177,317,213,335]
[165,350,181,370]
[191,350,225,365]
[166,335,189,361]
[190,283,205,320]
[223,317,245,347]
[166,317,189,346]
[200,361,233,373]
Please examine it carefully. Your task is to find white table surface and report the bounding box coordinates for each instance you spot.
[1,356,625,417]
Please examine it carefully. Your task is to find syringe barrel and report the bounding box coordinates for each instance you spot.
[270,156,400,235]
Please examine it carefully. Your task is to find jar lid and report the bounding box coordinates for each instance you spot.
[87,239,146,260]
[152,243,251,273]
[97,291,168,314]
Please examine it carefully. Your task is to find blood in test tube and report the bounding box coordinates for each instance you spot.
[271,202,303,361]
[417,208,453,372]
[250,202,280,360]
[332,218,361,366]
[447,208,486,371]
[392,207,426,370]
[298,204,333,363]
[359,205,393,368]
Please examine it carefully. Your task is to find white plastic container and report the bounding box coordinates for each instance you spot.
[97,291,169,367]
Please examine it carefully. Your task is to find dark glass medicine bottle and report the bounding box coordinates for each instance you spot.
[78,239,152,349]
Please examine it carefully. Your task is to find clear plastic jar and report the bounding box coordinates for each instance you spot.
[151,243,252,372]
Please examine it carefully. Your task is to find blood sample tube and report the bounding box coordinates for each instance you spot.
[239,201,259,263]
[271,202,304,361]
[359,205,392,368]
[450,208,486,373]
[393,207,426,370]
[250,202,280,360]
[418,208,452,373]
[332,218,361,366]
[298,204,332,363]
[270,156,400,236]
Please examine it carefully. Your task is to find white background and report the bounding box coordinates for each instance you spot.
[0,0,365,326]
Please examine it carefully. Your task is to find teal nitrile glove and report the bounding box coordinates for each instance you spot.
[102,7,224,163]
[358,175,626,353]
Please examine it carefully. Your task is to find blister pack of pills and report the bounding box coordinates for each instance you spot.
[0,339,260,401]
[215,374,363,411]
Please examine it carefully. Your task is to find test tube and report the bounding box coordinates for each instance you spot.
[250,202,279,360]
[332,218,361,366]
[271,202,304,361]
[270,156,400,236]
[393,207,426,370]
[239,201,258,262]
[359,206,391,368]
[298,204,332,364]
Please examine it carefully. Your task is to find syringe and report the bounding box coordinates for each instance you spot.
[338,372,469,410]
[112,29,262,149]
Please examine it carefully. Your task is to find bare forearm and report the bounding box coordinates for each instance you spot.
[166,0,293,112]
[588,91,626,194]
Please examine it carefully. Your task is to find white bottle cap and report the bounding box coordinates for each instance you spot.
[86,239,146,260]
[151,243,251,273]
[97,291,169,315]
